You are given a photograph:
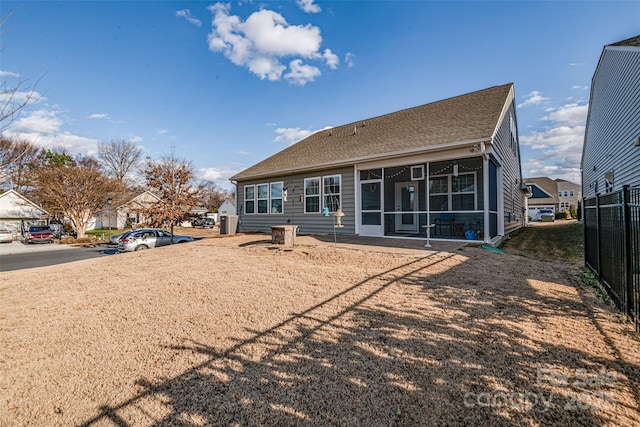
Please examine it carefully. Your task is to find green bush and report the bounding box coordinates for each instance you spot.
[555,211,567,220]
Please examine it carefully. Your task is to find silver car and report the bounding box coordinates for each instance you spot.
[0,229,13,243]
[117,228,194,252]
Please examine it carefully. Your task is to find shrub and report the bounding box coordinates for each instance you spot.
[555,211,567,220]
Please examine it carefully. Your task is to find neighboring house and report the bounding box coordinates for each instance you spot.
[581,35,640,198]
[115,191,161,229]
[218,199,236,216]
[524,177,581,220]
[0,190,49,236]
[231,83,528,243]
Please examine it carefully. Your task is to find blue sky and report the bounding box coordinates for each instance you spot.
[2,1,639,189]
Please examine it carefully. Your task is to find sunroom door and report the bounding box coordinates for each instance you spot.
[395,182,418,233]
[360,180,383,236]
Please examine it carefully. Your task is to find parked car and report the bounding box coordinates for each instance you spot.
[192,216,216,228]
[537,209,555,222]
[0,229,13,243]
[117,228,194,252]
[109,232,126,244]
[25,225,55,244]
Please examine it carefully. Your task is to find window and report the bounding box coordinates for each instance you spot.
[563,191,568,197]
[429,173,476,211]
[452,174,475,210]
[304,177,320,213]
[429,176,449,211]
[323,175,341,212]
[570,190,575,197]
[257,184,269,214]
[558,192,562,197]
[270,182,283,214]
[244,185,255,214]
[411,165,424,180]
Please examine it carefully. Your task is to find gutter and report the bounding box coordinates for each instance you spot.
[232,137,492,181]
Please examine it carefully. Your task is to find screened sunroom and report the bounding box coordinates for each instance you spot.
[357,156,498,241]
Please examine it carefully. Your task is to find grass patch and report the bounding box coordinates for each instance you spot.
[500,222,584,266]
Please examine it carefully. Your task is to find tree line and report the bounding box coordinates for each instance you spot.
[0,138,233,238]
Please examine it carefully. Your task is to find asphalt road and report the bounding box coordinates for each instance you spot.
[0,245,118,272]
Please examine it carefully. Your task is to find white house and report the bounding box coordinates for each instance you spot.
[218,199,236,216]
[0,190,49,236]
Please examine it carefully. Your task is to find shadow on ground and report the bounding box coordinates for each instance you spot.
[80,248,640,426]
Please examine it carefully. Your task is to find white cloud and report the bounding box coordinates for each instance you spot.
[88,113,109,119]
[572,85,588,91]
[517,90,550,108]
[273,125,332,145]
[207,3,336,84]
[0,70,20,78]
[273,127,315,145]
[296,0,321,14]
[3,108,100,155]
[520,101,589,183]
[542,103,588,127]
[156,129,169,135]
[323,49,339,69]
[199,165,242,189]
[284,59,321,86]
[345,52,356,68]
[176,9,202,27]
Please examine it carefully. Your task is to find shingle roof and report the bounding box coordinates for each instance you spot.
[609,35,640,48]
[523,177,558,201]
[232,83,514,181]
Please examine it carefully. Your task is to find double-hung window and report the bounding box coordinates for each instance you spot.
[452,174,475,210]
[429,173,476,211]
[244,185,255,214]
[323,175,341,212]
[257,184,269,214]
[304,177,320,213]
[270,182,283,214]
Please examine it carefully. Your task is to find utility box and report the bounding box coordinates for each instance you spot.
[220,215,238,235]
[271,225,296,246]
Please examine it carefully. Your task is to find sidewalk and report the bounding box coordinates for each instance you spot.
[0,240,75,256]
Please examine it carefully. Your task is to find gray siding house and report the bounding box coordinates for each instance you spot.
[582,35,640,198]
[231,83,528,244]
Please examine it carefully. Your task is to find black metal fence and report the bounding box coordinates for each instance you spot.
[584,185,640,332]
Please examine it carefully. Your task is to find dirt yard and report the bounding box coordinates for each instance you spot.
[1,226,639,426]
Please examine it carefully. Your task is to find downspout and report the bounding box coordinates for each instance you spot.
[230,179,238,228]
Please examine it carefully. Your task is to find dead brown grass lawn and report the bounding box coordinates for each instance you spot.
[1,230,639,426]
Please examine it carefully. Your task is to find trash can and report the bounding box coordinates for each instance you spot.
[220,215,238,235]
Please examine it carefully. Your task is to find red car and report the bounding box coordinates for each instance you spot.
[26,225,55,244]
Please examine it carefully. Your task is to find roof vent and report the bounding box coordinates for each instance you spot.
[353,126,357,135]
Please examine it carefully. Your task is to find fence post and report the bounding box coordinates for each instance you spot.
[622,185,633,317]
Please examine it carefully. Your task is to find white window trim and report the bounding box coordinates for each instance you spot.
[323,174,342,213]
[411,165,424,181]
[270,181,284,215]
[304,177,321,214]
[244,185,255,215]
[429,172,477,211]
[257,183,269,215]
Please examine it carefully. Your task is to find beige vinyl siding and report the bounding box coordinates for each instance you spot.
[237,167,355,234]
[582,47,640,197]
[493,102,526,235]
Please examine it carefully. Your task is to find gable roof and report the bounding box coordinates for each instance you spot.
[232,83,514,181]
[0,190,49,218]
[523,177,558,201]
[609,35,640,48]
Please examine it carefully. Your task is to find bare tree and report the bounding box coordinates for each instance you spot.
[96,139,143,183]
[0,138,39,191]
[32,154,122,238]
[199,180,231,212]
[141,151,202,237]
